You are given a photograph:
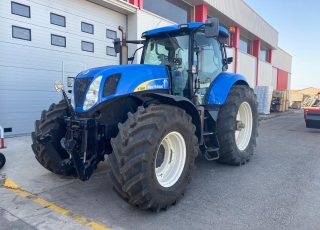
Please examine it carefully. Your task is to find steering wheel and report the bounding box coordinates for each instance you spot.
[158,54,168,62]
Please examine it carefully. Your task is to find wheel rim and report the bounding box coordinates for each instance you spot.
[235,102,253,151]
[155,131,186,188]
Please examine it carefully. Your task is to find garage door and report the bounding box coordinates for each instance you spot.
[0,0,126,136]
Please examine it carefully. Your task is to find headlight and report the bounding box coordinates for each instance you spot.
[83,76,102,111]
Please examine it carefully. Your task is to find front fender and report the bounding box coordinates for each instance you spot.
[143,93,202,144]
[207,72,249,105]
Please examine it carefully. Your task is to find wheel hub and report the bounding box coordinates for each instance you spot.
[235,102,253,151]
[236,121,246,131]
[155,131,186,188]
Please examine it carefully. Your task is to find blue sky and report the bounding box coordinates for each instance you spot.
[244,0,320,89]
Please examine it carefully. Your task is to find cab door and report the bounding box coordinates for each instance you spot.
[193,33,223,104]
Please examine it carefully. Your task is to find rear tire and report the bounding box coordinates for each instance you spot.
[216,85,258,165]
[31,100,70,174]
[108,105,198,211]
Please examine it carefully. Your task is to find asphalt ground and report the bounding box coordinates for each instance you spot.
[0,109,320,230]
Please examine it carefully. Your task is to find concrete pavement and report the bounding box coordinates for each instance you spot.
[1,109,320,230]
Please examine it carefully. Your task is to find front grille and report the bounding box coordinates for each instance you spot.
[75,77,93,107]
[102,74,121,97]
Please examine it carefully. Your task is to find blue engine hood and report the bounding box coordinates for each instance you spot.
[75,64,170,112]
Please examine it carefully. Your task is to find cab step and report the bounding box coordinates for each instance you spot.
[203,132,214,135]
[204,147,219,161]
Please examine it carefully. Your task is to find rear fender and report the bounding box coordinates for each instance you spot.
[207,72,249,105]
[143,93,202,144]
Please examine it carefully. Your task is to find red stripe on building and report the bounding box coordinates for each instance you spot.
[194,5,208,22]
[129,0,143,9]
[277,69,288,90]
[194,5,208,71]
[0,138,4,149]
[267,49,273,63]
[252,40,260,86]
[231,27,240,73]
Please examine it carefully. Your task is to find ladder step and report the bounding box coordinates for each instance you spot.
[203,132,214,135]
[204,148,219,161]
[206,147,219,152]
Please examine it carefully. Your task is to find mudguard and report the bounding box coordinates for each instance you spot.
[143,93,202,144]
[207,72,249,105]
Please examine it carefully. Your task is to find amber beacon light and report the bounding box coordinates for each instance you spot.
[229,26,235,34]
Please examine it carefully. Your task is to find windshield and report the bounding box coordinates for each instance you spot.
[143,32,190,97]
[142,31,223,103]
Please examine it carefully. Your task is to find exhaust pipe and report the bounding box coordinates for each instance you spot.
[119,26,128,65]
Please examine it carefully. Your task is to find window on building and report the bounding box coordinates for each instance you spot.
[82,41,94,52]
[106,29,117,39]
[51,34,66,47]
[144,0,192,24]
[82,22,94,34]
[106,46,116,56]
[11,2,30,18]
[12,26,31,41]
[260,47,268,62]
[51,13,65,27]
[239,35,252,54]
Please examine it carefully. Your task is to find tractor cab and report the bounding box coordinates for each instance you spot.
[115,19,231,105]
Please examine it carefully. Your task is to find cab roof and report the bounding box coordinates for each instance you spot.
[142,22,229,39]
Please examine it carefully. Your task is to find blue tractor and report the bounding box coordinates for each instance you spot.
[31,18,258,212]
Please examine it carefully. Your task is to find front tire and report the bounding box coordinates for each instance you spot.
[216,85,258,165]
[31,100,70,174]
[0,153,6,169]
[108,105,198,211]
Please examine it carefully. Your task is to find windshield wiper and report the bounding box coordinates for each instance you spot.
[164,32,184,51]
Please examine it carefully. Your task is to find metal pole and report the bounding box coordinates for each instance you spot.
[0,126,6,149]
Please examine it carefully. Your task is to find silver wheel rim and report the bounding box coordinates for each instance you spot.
[155,131,186,188]
[235,102,253,151]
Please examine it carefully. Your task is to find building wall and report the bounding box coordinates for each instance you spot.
[238,51,256,87]
[258,60,273,87]
[0,0,126,136]
[206,0,278,47]
[182,0,278,49]
[128,9,175,63]
[272,67,278,89]
[272,48,292,73]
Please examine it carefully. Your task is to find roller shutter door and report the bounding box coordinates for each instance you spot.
[0,0,126,136]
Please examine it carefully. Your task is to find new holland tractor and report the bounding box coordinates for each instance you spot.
[31,18,258,212]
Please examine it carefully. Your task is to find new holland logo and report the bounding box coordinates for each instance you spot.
[134,79,170,92]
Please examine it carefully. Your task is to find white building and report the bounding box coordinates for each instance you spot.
[0,0,292,136]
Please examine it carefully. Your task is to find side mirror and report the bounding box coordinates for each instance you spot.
[113,38,121,53]
[223,57,234,65]
[205,18,219,38]
[227,57,233,64]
